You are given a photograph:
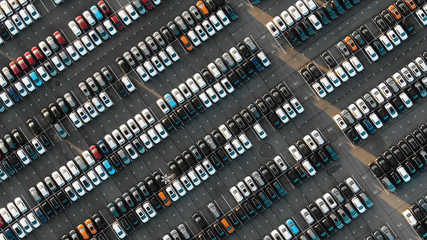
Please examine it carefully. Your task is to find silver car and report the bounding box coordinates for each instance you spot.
[64,93,77,108]
[123,51,136,67]
[46,36,59,51]
[177,224,190,239]
[204,135,217,150]
[189,6,202,21]
[145,36,158,53]
[86,77,99,93]
[214,58,228,73]
[93,72,106,88]
[153,31,166,47]
[207,202,220,218]
[385,77,400,93]
[138,41,152,57]
[244,37,257,52]
[130,46,144,63]
[221,52,235,68]
[174,16,187,32]
[181,11,195,27]
[252,171,265,187]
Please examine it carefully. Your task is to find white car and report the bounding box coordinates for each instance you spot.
[135,206,149,223]
[266,21,280,37]
[278,224,292,240]
[158,50,172,66]
[370,88,385,104]
[213,82,226,98]
[384,102,398,118]
[302,160,316,176]
[322,193,337,209]
[83,10,96,26]
[273,16,287,32]
[147,128,160,144]
[290,97,304,113]
[88,30,102,46]
[349,56,364,72]
[59,166,73,182]
[369,113,383,129]
[288,145,303,161]
[244,176,258,192]
[364,45,379,62]
[345,177,360,193]
[4,19,18,35]
[310,130,325,145]
[143,60,157,77]
[231,138,245,154]
[351,196,366,213]
[379,35,394,51]
[141,109,155,124]
[87,170,101,185]
[14,82,27,97]
[112,221,127,239]
[68,20,81,37]
[207,63,221,78]
[134,114,148,130]
[79,175,94,191]
[125,4,139,20]
[198,92,212,108]
[21,76,35,92]
[300,208,315,225]
[386,29,400,46]
[216,9,230,26]
[157,99,169,114]
[67,160,80,176]
[14,197,27,213]
[354,123,368,140]
[187,30,201,46]
[165,185,179,202]
[172,180,186,196]
[6,203,20,218]
[118,9,132,25]
[275,108,290,123]
[151,56,165,72]
[273,156,287,171]
[288,6,302,21]
[229,186,244,203]
[334,66,349,82]
[209,15,223,31]
[392,72,407,88]
[26,212,40,228]
[257,51,271,67]
[355,98,370,114]
[171,88,185,103]
[82,150,95,166]
[319,77,334,93]
[36,182,49,198]
[104,134,117,150]
[400,92,413,108]
[253,123,267,139]
[19,218,33,233]
[11,14,25,30]
[295,0,309,16]
[280,10,294,26]
[94,165,109,181]
[31,138,46,154]
[194,25,208,41]
[73,40,88,56]
[205,87,219,103]
[154,123,168,139]
[36,65,50,81]
[180,174,194,190]
[342,61,356,77]
[402,209,417,226]
[51,56,65,71]
[72,180,86,196]
[229,47,243,63]
[394,19,409,38]
[333,114,348,130]
[121,76,136,92]
[84,102,99,118]
[415,57,427,72]
[194,164,209,181]
[66,45,80,61]
[415,9,427,26]
[312,82,327,98]
[224,143,237,159]
[140,134,153,149]
[166,45,180,62]
[408,62,422,77]
[103,19,117,35]
[401,67,414,83]
[19,9,33,25]
[26,4,40,20]
[308,14,322,30]
[315,198,330,214]
[238,133,252,149]
[282,103,297,118]
[194,73,207,88]
[201,19,216,36]
[303,0,317,10]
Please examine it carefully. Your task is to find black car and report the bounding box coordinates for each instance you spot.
[269,88,284,104]
[176,107,190,124]
[127,212,142,228]
[235,67,248,83]
[300,68,314,83]
[294,164,309,181]
[226,119,240,135]
[262,93,277,109]
[396,140,412,157]
[160,26,174,43]
[240,109,255,124]
[56,191,71,207]
[176,156,189,172]
[41,108,56,124]
[116,56,132,73]
[381,10,396,27]
[193,213,209,230]
[191,97,205,113]
[237,42,251,58]
[183,102,197,118]
[376,156,391,173]
[296,140,311,156]
[161,117,175,134]
[168,160,182,176]
[307,63,322,79]
[390,146,405,162]
[321,218,335,233]
[308,204,324,220]
[39,133,53,149]
[267,112,282,129]
[338,183,353,199]
[41,202,55,218]
[247,104,262,119]
[197,140,212,156]
[396,0,410,16]
[285,29,301,46]
[351,30,366,47]
[411,204,426,221]
[255,99,269,115]
[382,151,398,168]
[120,218,133,233]
[285,169,302,186]
[8,154,22,171]
[413,129,426,146]
[266,161,281,177]
[406,134,420,151]
[183,150,197,166]
[211,130,226,146]
[401,20,415,35]
[233,114,247,130]
[234,206,249,223]
[200,68,215,84]
[112,81,128,98]
[243,201,257,218]
[259,166,274,182]
[49,197,64,212]
[309,154,324,170]
[212,222,227,239]
[321,52,337,68]
[145,176,159,193]
[358,26,375,42]
[368,162,384,178]
[374,15,388,32]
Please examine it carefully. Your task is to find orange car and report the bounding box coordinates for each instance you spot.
[344,36,358,52]
[77,224,90,240]
[404,0,417,10]
[84,219,97,235]
[157,191,171,207]
[388,5,402,20]
[180,36,194,51]
[220,218,235,234]
[196,1,210,16]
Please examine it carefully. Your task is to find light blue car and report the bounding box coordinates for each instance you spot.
[103,160,116,175]
[164,93,177,108]
[90,5,103,21]
[29,71,42,86]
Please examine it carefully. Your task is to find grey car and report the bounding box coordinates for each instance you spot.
[177,224,190,239]
[167,20,181,36]
[214,58,228,73]
[137,41,152,57]
[54,123,68,138]
[222,52,235,68]
[58,51,72,66]
[174,16,188,32]
[96,25,109,40]
[29,187,42,202]
[207,202,220,218]
[132,0,147,15]
[130,46,144,63]
[340,109,355,125]
[64,93,77,108]
[56,98,70,113]
[153,31,166,47]
[78,82,91,97]
[145,36,158,53]
[86,77,99,93]
[181,11,195,27]
[93,72,106,88]
[170,229,181,240]
[2,67,14,82]
[123,51,136,67]
[363,93,377,109]
[252,171,265,187]
[380,225,395,240]
[74,156,87,171]
[385,77,400,93]
[244,37,258,52]
[330,187,345,204]
[189,6,202,21]
[101,67,114,82]
[44,176,57,192]
[204,135,217,150]
[46,36,59,51]
[336,41,351,57]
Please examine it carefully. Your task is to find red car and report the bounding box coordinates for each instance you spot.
[90,145,102,160]
[110,15,124,30]
[142,0,153,10]
[9,62,21,76]
[24,51,37,66]
[16,57,28,71]
[31,47,44,61]
[0,216,5,228]
[97,1,112,16]
[75,16,88,31]
[53,31,67,46]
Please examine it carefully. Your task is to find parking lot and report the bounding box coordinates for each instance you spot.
[0,0,426,239]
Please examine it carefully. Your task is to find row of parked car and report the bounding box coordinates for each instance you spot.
[363,224,396,240]
[368,122,427,193]
[402,191,427,239]
[156,37,269,114]
[293,177,373,240]
[0,1,40,43]
[268,0,359,46]
[334,54,427,144]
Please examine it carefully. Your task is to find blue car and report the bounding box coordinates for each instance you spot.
[0,102,5,112]
[34,207,48,223]
[285,219,300,235]
[7,87,20,102]
[103,160,116,175]
[164,93,177,108]
[90,5,104,21]
[29,71,43,86]
[325,145,339,161]
[258,192,272,208]
[250,57,264,72]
